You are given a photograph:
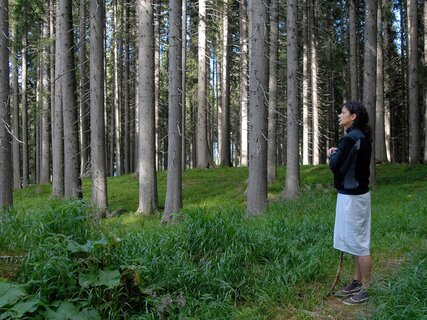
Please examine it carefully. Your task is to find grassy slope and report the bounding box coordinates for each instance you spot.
[5,164,427,319]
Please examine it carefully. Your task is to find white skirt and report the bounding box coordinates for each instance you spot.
[334,192,371,256]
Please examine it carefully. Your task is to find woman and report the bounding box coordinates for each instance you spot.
[327,101,372,305]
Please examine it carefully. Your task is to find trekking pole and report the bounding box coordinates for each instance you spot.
[330,251,344,293]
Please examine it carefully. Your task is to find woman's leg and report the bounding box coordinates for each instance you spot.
[355,255,371,288]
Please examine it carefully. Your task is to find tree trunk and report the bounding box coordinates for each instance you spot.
[21,34,29,187]
[90,0,108,211]
[52,6,64,197]
[163,0,183,220]
[154,0,161,171]
[282,0,300,199]
[311,1,320,165]
[137,0,158,214]
[219,0,231,167]
[50,0,56,170]
[267,0,278,183]
[407,0,419,164]
[182,0,187,171]
[375,1,387,163]
[35,82,40,184]
[79,0,89,177]
[113,0,122,175]
[349,0,358,101]
[123,2,130,174]
[0,0,12,209]
[383,2,392,162]
[302,0,311,165]
[239,0,249,167]
[247,0,269,215]
[60,0,82,199]
[399,0,408,162]
[196,0,209,168]
[424,0,427,163]
[363,0,377,184]
[11,24,21,190]
[40,18,51,184]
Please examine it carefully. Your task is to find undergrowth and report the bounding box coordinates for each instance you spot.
[0,164,426,319]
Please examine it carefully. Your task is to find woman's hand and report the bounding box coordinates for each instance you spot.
[327,147,337,158]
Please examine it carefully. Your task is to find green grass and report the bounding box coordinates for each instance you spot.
[1,164,426,319]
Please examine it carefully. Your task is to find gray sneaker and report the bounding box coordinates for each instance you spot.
[343,288,369,305]
[334,280,362,297]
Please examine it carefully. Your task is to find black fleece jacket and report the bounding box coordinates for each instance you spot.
[329,127,371,195]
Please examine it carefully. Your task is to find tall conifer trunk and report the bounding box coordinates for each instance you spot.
[196,0,209,168]
[239,0,248,167]
[407,0,419,163]
[90,0,108,211]
[363,0,377,183]
[247,0,269,215]
[137,0,158,214]
[267,0,278,183]
[11,24,21,189]
[0,0,12,208]
[163,0,183,220]
[40,18,51,184]
[283,0,300,199]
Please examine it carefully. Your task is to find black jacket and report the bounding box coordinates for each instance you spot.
[329,127,371,195]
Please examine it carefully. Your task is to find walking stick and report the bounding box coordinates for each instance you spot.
[330,251,343,293]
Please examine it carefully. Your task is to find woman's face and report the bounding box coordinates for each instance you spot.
[338,107,356,129]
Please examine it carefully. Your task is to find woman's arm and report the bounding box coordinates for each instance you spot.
[329,136,356,173]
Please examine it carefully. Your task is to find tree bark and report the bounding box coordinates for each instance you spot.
[219,0,231,167]
[383,2,392,162]
[60,0,82,199]
[239,0,249,167]
[349,0,358,101]
[11,24,21,190]
[21,34,29,187]
[311,1,320,165]
[113,0,122,175]
[407,0,419,164]
[90,0,108,211]
[154,0,161,171]
[123,2,130,174]
[182,0,187,171]
[137,0,158,214]
[79,0,89,177]
[247,0,269,215]
[363,0,377,184]
[283,0,300,199]
[52,3,64,197]
[302,0,311,165]
[375,1,387,163]
[267,0,278,183]
[163,0,183,220]
[424,0,427,163]
[0,0,12,209]
[196,0,209,168]
[40,18,51,184]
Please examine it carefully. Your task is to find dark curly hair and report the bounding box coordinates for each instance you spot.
[343,101,372,141]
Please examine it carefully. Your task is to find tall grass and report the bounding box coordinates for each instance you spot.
[1,164,426,319]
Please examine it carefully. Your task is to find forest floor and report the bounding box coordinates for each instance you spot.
[2,164,426,319]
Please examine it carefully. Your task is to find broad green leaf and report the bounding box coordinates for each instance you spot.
[0,282,27,308]
[44,301,79,320]
[78,272,96,289]
[98,270,121,288]
[11,297,40,318]
[79,269,121,288]
[77,307,101,320]
[67,239,108,253]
